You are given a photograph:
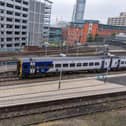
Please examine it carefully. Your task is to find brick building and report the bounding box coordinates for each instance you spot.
[63,20,126,46]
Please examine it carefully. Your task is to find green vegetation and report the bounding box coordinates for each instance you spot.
[111,32,116,37]
[87,34,94,42]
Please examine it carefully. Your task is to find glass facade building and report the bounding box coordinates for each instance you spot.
[72,0,86,23]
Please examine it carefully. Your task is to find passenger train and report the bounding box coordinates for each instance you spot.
[17,56,126,78]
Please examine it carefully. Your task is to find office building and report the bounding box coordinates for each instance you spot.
[0,0,52,50]
[63,20,126,46]
[29,0,52,46]
[0,0,29,49]
[107,12,126,26]
[72,0,86,23]
[49,26,63,43]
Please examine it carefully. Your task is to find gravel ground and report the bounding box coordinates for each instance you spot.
[35,109,126,126]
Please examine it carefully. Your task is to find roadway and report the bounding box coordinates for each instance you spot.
[0,73,126,108]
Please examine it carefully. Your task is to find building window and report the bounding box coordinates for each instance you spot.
[15,43,20,47]
[7,38,12,41]
[15,19,20,22]
[7,24,13,28]
[15,12,20,16]
[15,6,21,10]
[6,18,13,22]
[0,2,5,6]
[23,8,28,12]
[23,1,28,5]
[15,0,21,3]
[7,3,13,8]
[7,44,12,47]
[1,38,4,42]
[0,9,4,13]
[6,11,13,15]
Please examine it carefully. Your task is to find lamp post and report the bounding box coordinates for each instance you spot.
[58,67,62,90]
[76,42,81,56]
[44,42,49,56]
[103,43,109,83]
[59,69,62,89]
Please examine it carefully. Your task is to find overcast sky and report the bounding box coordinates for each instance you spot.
[51,0,126,24]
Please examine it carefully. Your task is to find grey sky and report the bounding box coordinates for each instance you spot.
[51,0,126,24]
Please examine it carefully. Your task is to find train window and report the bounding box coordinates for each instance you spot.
[89,62,94,66]
[55,64,61,68]
[95,62,99,66]
[63,64,68,67]
[48,64,53,68]
[24,65,28,69]
[83,63,88,66]
[77,63,81,67]
[70,63,75,67]
[121,61,124,64]
[40,64,45,68]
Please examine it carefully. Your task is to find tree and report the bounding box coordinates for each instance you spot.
[111,32,116,37]
[87,34,94,42]
[94,33,99,41]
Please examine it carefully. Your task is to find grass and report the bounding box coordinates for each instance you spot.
[35,109,126,126]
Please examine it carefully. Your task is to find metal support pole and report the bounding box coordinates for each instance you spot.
[76,46,79,56]
[59,68,62,90]
[45,46,47,56]
[104,43,109,83]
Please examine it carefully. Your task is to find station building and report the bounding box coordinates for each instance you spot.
[0,0,52,50]
[49,26,63,44]
[107,12,126,26]
[63,20,126,46]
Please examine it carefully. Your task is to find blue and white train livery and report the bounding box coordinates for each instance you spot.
[17,56,126,78]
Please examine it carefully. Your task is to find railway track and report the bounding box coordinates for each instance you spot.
[0,91,126,126]
[0,47,97,58]
[0,77,18,83]
[0,71,18,83]
[0,73,126,125]
[0,70,126,86]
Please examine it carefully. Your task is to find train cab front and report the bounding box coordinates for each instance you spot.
[17,60,22,78]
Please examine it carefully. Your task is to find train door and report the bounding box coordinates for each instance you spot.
[116,58,121,70]
[111,57,120,70]
[101,60,105,71]
[109,57,113,71]
[30,59,35,74]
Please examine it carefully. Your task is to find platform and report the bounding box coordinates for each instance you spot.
[0,74,126,108]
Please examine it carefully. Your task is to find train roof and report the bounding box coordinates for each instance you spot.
[18,56,120,62]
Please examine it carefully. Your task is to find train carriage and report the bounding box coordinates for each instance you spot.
[17,56,115,78]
